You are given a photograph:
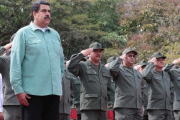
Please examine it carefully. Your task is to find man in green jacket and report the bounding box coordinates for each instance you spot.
[163,57,180,120]
[109,48,144,120]
[68,42,111,120]
[142,52,172,120]
[59,59,73,120]
[105,56,116,108]
[70,74,81,120]
[134,60,149,120]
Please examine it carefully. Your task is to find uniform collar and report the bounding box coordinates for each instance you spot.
[30,22,50,32]
[120,64,134,74]
[87,59,103,72]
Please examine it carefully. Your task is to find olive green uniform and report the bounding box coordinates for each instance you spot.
[109,58,144,120]
[70,74,81,120]
[142,62,172,120]
[67,53,111,120]
[109,80,115,107]
[163,63,180,120]
[142,81,148,120]
[59,69,73,120]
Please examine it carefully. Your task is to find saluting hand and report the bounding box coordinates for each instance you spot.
[81,48,93,57]
[149,57,156,64]
[16,92,31,106]
[120,54,126,60]
[4,42,12,52]
[172,58,180,65]
[134,65,142,71]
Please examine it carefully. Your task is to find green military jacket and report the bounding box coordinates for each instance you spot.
[107,63,115,108]
[142,62,171,110]
[68,53,111,111]
[70,74,81,114]
[163,63,180,110]
[109,80,115,107]
[142,80,148,115]
[59,69,73,114]
[109,58,143,109]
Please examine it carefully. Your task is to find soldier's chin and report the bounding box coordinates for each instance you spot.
[95,57,101,61]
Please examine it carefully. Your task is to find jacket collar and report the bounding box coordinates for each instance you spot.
[30,22,50,32]
[87,59,103,73]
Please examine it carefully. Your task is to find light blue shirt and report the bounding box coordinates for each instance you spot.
[10,22,64,96]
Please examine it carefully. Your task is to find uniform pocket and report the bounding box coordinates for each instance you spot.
[102,72,111,84]
[26,38,42,55]
[86,69,97,82]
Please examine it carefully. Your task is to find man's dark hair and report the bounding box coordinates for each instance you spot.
[30,0,50,21]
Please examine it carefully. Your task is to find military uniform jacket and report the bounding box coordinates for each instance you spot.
[70,74,81,114]
[68,53,111,111]
[0,47,19,105]
[142,80,148,115]
[59,69,73,114]
[109,58,143,109]
[163,63,180,110]
[142,62,171,110]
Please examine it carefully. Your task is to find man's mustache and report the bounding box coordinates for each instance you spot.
[44,16,51,19]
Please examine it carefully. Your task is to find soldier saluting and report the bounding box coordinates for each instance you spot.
[108,48,144,120]
[142,52,172,120]
[68,42,111,120]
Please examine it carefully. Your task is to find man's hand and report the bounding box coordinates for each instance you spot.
[4,42,12,52]
[172,58,180,65]
[120,54,126,60]
[142,107,145,116]
[60,96,62,101]
[16,92,31,106]
[0,112,4,120]
[134,65,142,71]
[149,57,156,64]
[81,48,93,57]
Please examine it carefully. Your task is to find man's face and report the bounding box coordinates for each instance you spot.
[124,52,136,67]
[154,58,165,68]
[33,4,51,28]
[89,49,102,62]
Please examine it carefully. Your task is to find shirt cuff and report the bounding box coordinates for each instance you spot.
[14,86,24,95]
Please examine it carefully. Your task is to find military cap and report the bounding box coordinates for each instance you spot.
[107,56,116,63]
[89,42,104,51]
[122,48,138,55]
[139,60,148,66]
[151,52,166,59]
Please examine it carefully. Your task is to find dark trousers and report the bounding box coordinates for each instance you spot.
[81,110,107,120]
[21,95,59,120]
[114,108,143,120]
[148,109,172,120]
[143,115,148,120]
[59,113,70,120]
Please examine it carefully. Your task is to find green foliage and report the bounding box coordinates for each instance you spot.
[119,0,180,62]
[0,0,31,44]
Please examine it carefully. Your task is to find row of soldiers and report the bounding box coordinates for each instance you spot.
[60,42,180,120]
[0,34,178,120]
